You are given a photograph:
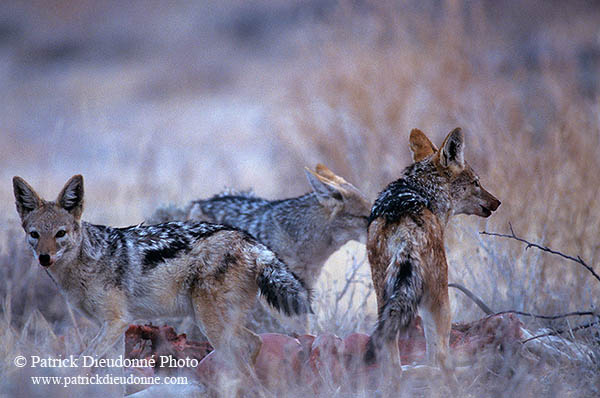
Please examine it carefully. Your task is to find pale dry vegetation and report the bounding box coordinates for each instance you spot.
[1,0,599,397]
[277,0,600,315]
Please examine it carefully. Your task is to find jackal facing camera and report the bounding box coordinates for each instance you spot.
[13,175,311,368]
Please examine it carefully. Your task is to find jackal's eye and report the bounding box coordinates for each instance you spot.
[55,230,66,238]
[29,231,39,239]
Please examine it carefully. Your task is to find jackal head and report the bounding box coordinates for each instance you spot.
[409,128,501,218]
[13,175,84,268]
[304,164,371,243]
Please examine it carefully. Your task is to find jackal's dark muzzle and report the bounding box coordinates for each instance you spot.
[481,188,501,217]
[38,254,53,267]
[489,198,501,211]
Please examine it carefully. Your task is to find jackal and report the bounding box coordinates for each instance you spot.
[13,175,311,367]
[148,164,371,291]
[364,128,500,375]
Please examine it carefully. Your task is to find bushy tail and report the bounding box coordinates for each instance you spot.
[253,245,312,316]
[365,256,423,365]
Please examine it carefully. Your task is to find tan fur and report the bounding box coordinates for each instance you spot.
[366,128,501,378]
[181,164,371,292]
[315,163,351,187]
[13,175,310,376]
[409,129,438,162]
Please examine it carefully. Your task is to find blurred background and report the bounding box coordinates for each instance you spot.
[1,0,598,221]
[1,0,599,394]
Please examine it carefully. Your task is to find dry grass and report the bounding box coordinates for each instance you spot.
[276,0,600,316]
[1,0,599,396]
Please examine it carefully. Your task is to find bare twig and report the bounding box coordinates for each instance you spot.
[493,310,598,320]
[449,283,598,326]
[448,283,493,315]
[473,224,600,346]
[335,256,364,306]
[522,319,600,344]
[480,223,600,284]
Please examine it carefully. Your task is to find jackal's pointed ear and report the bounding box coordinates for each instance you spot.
[311,164,371,217]
[305,167,345,217]
[13,176,43,220]
[438,127,465,172]
[57,175,84,220]
[409,129,437,162]
[315,163,337,180]
[315,163,352,185]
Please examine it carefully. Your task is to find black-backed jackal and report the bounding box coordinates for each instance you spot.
[148,164,371,291]
[13,175,311,369]
[365,128,500,377]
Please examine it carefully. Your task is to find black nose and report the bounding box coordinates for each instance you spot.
[38,254,52,267]
[492,199,501,211]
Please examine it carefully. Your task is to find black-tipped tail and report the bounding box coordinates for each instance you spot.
[364,336,378,365]
[364,259,423,364]
[254,248,312,316]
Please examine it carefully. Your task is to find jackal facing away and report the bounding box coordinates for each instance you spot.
[148,164,371,291]
[364,128,500,375]
[13,175,311,367]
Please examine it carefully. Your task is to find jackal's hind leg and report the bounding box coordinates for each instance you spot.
[192,288,262,368]
[365,317,402,372]
[419,289,458,391]
[419,291,452,371]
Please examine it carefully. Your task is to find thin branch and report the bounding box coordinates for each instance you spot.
[449,284,598,320]
[448,283,493,315]
[480,223,600,284]
[522,319,600,344]
[335,255,364,305]
[470,224,600,345]
[492,310,598,320]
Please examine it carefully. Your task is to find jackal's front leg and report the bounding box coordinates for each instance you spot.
[81,319,129,359]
